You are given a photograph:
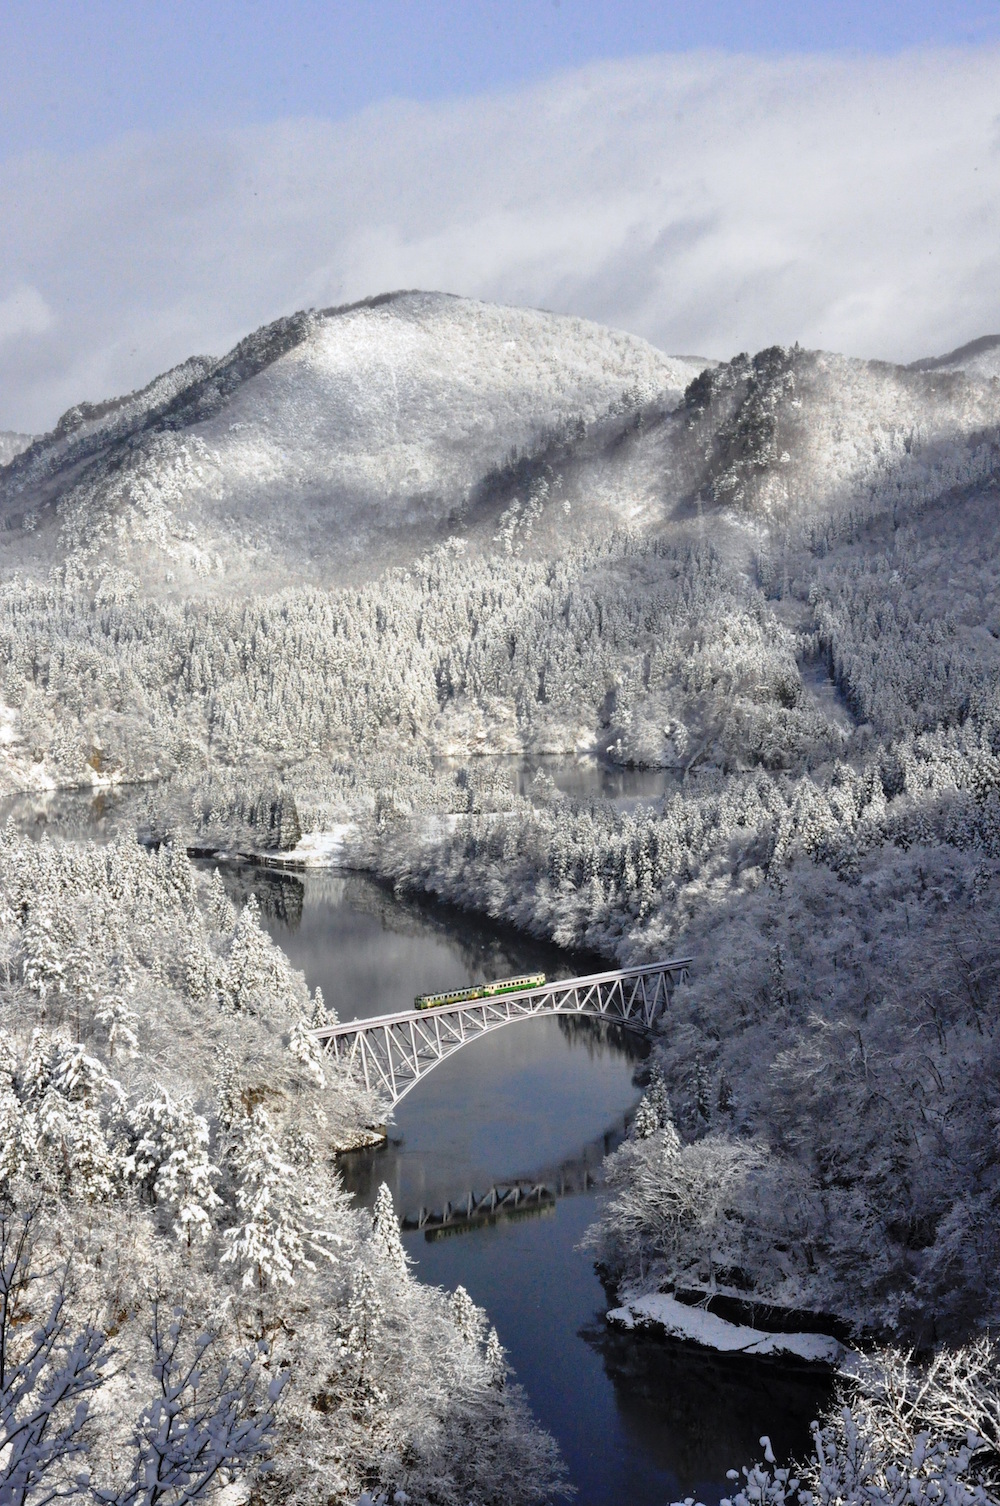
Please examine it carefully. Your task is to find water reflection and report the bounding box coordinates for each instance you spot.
[238,866,830,1506]
[407,1195,831,1506]
[0,750,680,850]
[10,792,830,1506]
[344,1100,636,1226]
[0,784,149,842]
[218,864,609,1022]
[435,752,682,808]
[587,1316,832,1500]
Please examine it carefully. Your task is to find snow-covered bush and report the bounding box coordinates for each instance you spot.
[674,1340,1000,1506]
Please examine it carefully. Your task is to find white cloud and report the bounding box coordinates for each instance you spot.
[0,283,54,345]
[1,46,999,432]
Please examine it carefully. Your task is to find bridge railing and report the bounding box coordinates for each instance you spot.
[311,957,693,1106]
[311,957,693,1045]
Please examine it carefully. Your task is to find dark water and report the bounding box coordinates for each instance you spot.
[7,788,828,1502]
[225,863,831,1506]
[7,786,830,1502]
[435,752,682,809]
[411,1196,831,1506]
[223,866,638,1211]
[0,753,680,846]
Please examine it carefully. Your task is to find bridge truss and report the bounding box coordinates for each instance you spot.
[312,958,691,1108]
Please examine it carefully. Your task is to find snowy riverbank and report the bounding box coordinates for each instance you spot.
[607,1292,846,1367]
[275,823,358,867]
[186,823,359,869]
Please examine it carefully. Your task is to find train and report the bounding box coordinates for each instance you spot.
[414,971,546,1010]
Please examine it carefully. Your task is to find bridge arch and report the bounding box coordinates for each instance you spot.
[311,959,691,1108]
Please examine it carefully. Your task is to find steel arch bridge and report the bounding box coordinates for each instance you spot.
[311,958,692,1108]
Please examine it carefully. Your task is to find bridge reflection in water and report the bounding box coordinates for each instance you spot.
[400,1108,635,1238]
[405,1183,559,1237]
[312,957,692,1108]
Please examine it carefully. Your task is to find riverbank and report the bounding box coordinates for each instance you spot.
[0,792,839,1506]
[403,1192,834,1506]
[187,822,358,869]
[238,862,835,1505]
[607,1292,846,1367]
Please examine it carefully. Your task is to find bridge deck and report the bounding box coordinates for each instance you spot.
[312,956,691,1106]
[311,957,693,1044]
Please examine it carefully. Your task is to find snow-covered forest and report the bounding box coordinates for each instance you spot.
[3,292,1000,1500]
[0,827,567,1503]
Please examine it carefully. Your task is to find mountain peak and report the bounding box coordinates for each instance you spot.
[0,292,701,593]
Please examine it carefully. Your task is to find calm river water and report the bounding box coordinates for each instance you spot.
[227,863,831,1506]
[8,778,831,1505]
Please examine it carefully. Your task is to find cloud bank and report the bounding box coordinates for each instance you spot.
[1,47,999,433]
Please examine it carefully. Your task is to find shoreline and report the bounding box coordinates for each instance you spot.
[607,1291,849,1370]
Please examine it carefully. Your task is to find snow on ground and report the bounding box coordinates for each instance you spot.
[209,293,688,495]
[175,293,697,577]
[607,1292,845,1366]
[2,292,702,594]
[283,824,357,867]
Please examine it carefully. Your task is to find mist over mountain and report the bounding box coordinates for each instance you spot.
[3,290,1000,1341]
[5,283,1000,1503]
[0,431,33,466]
[910,333,1000,381]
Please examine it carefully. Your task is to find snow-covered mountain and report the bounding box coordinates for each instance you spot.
[910,332,1000,381]
[455,340,1000,603]
[3,294,1000,1342]
[3,293,998,601]
[0,291,702,592]
[684,345,999,541]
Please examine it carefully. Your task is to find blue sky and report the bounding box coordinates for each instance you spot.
[3,1,999,158]
[2,4,999,431]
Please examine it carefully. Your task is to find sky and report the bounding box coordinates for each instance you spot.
[2,1,1000,432]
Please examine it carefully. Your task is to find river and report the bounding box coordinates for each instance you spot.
[226,862,831,1506]
[432,752,684,809]
[6,778,831,1504]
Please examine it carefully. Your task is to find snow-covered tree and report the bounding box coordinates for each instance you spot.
[221,1109,341,1294]
[93,1305,287,1506]
[287,1017,326,1089]
[674,1341,1000,1506]
[0,1204,109,1504]
[370,1184,407,1277]
[340,1264,388,1418]
[125,1090,221,1245]
[0,1204,285,1506]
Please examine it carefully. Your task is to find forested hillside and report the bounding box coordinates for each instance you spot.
[910,333,1000,381]
[3,293,1000,1500]
[0,829,566,1503]
[0,292,699,593]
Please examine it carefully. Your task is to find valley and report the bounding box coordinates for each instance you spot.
[2,292,1000,1504]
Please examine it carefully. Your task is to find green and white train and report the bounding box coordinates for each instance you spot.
[414,971,546,1010]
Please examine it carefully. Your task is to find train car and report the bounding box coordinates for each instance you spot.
[414,971,546,1010]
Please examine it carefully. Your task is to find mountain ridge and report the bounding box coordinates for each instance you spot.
[2,295,999,601]
[909,331,1000,377]
[0,291,704,592]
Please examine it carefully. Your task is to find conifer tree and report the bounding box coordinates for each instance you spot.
[370,1184,407,1276]
[287,1017,326,1089]
[126,1089,221,1244]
